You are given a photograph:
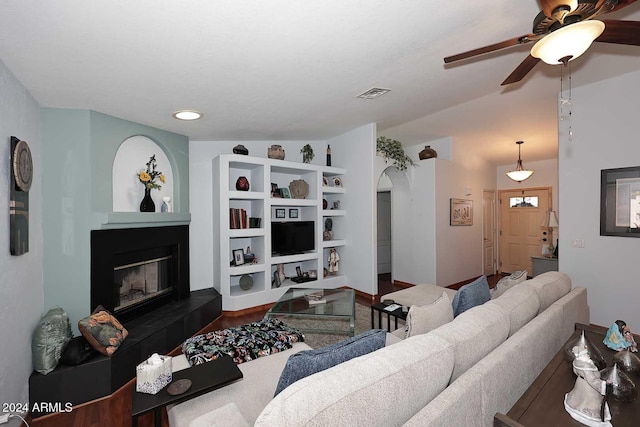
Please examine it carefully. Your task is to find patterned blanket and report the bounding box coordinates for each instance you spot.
[182,318,305,366]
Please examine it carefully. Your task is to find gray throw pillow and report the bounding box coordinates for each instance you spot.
[32,307,73,375]
[491,270,528,299]
[274,329,386,396]
[451,275,491,317]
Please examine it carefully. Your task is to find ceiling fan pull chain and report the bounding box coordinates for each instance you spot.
[568,61,573,142]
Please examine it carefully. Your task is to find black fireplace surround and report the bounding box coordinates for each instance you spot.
[29,224,223,418]
[91,225,190,322]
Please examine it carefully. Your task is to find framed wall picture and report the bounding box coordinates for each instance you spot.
[450,198,473,226]
[601,166,640,237]
[232,249,245,266]
[289,208,298,218]
[275,208,286,219]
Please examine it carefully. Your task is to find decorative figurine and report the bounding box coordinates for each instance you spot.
[604,320,638,352]
[328,248,340,274]
[564,345,612,426]
[323,218,333,241]
[326,144,331,166]
[268,144,285,160]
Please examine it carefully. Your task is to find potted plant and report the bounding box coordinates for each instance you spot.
[376,136,415,171]
[300,144,314,163]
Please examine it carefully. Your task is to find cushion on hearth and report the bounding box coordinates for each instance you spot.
[182,318,304,366]
[491,270,527,299]
[78,306,128,356]
[405,292,453,338]
[274,329,386,396]
[451,276,491,317]
[32,307,73,375]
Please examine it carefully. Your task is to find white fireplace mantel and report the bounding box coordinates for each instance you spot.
[92,212,191,230]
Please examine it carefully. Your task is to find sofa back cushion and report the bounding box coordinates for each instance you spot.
[432,303,509,382]
[451,276,491,317]
[488,284,540,337]
[255,334,454,427]
[491,270,527,299]
[405,292,453,338]
[526,271,571,312]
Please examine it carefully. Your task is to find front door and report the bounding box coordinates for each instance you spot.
[498,187,551,274]
[483,190,496,276]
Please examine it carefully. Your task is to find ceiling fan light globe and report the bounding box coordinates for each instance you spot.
[530,20,605,65]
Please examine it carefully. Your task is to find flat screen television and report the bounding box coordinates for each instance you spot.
[271,221,315,255]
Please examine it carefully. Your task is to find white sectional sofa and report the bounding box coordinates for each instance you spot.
[168,271,589,427]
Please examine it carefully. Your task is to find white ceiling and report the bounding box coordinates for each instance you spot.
[1,0,639,166]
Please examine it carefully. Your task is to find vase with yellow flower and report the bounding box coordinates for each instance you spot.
[138,155,165,212]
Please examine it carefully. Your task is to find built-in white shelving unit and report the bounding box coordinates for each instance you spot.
[213,154,347,311]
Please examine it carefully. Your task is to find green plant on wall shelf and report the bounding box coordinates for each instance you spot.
[300,144,314,163]
[376,136,415,171]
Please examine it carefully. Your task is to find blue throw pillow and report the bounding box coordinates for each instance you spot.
[274,329,386,396]
[451,275,491,317]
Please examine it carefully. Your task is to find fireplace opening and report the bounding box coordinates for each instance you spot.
[115,255,173,313]
[91,225,189,323]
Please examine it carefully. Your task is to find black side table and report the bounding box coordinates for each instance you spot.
[132,356,243,427]
[370,303,407,332]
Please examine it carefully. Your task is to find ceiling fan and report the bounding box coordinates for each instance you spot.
[444,0,640,85]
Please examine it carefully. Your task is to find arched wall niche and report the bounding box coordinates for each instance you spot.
[376,166,413,284]
[112,135,175,212]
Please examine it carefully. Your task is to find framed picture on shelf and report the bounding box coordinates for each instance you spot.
[280,188,291,198]
[289,208,298,218]
[450,198,473,226]
[275,208,286,219]
[271,183,279,197]
[232,249,245,266]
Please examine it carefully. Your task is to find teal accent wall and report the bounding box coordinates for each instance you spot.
[42,109,189,331]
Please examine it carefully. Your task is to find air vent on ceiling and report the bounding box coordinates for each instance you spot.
[357,88,391,100]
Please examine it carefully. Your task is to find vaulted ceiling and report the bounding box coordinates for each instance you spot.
[1,1,639,166]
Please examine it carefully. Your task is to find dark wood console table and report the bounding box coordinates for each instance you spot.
[496,323,640,426]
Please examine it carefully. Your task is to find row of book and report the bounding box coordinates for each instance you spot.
[230,208,248,229]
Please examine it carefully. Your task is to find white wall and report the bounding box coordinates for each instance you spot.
[0,58,43,421]
[559,69,640,331]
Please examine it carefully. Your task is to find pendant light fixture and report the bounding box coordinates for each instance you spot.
[506,141,534,182]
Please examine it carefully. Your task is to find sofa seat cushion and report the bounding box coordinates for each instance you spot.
[526,271,571,312]
[274,329,386,396]
[381,284,457,308]
[255,334,454,427]
[432,303,509,382]
[189,402,250,427]
[405,292,453,338]
[451,276,491,317]
[488,284,540,336]
[167,342,312,427]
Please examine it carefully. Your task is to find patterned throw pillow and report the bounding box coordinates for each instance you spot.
[451,275,491,317]
[78,306,128,356]
[491,270,528,299]
[404,292,453,338]
[274,329,386,396]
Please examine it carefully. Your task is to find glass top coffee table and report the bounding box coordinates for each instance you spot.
[265,287,355,336]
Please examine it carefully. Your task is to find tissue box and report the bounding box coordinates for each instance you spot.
[136,355,172,394]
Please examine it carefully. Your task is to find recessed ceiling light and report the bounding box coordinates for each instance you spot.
[172,110,203,121]
[357,88,391,100]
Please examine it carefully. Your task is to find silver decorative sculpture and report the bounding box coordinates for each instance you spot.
[564,345,612,427]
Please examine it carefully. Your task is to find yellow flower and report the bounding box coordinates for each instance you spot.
[139,171,151,182]
[160,174,165,183]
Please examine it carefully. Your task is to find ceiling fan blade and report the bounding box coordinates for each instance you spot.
[596,20,640,46]
[501,55,541,86]
[597,0,637,13]
[444,34,535,64]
